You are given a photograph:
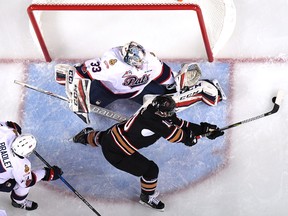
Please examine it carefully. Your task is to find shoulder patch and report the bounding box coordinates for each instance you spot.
[104,60,109,69]
[24,164,30,173]
[109,59,117,66]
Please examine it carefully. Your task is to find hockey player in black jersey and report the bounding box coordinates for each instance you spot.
[73,95,224,211]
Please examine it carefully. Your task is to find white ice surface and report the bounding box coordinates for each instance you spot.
[1,0,288,216]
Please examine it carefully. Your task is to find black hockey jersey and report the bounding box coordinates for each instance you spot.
[104,104,203,156]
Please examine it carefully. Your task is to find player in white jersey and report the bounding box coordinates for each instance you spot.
[55,41,225,108]
[0,121,63,211]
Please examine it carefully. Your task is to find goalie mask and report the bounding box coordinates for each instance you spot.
[122,41,146,68]
[11,134,37,158]
[152,95,176,117]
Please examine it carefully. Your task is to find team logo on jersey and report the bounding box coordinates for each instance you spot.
[24,164,30,173]
[109,59,117,66]
[122,74,150,88]
[122,70,132,78]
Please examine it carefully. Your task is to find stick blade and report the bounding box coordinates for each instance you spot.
[275,90,284,105]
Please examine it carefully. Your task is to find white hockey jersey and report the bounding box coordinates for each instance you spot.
[0,122,45,188]
[74,47,175,97]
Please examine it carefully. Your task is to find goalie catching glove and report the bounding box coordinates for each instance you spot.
[177,63,202,91]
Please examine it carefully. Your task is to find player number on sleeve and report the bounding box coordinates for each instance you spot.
[90,61,101,73]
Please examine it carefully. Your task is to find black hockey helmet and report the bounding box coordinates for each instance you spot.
[151,95,176,117]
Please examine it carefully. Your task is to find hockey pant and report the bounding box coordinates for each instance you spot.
[0,179,30,202]
[100,133,159,196]
[89,79,166,107]
[0,179,16,192]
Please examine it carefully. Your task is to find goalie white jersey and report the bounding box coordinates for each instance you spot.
[74,47,175,97]
[54,42,226,122]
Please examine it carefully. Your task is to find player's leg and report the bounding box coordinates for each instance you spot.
[100,140,165,211]
[10,184,38,211]
[89,79,119,107]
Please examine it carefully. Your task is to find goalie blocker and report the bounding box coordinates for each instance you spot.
[56,64,92,124]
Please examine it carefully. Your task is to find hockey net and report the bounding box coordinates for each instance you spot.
[28,0,236,62]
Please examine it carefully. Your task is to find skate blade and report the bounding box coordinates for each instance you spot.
[139,200,165,212]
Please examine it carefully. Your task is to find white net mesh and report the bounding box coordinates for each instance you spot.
[29,0,236,60]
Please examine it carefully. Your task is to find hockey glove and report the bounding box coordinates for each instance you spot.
[200,122,224,140]
[6,121,22,135]
[184,130,198,147]
[43,166,63,181]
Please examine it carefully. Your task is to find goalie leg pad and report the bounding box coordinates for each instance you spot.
[172,80,220,111]
[68,78,91,124]
[141,79,224,112]
[69,78,91,113]
[199,80,220,106]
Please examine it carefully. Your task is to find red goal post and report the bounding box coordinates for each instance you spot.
[27,2,236,62]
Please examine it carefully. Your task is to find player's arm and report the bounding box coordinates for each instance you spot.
[181,122,224,146]
[151,57,175,85]
[13,161,63,188]
[166,115,224,146]
[77,58,103,80]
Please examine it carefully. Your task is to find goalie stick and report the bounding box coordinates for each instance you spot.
[14,80,128,122]
[198,90,284,138]
[33,150,101,216]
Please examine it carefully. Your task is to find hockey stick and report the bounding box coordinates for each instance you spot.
[14,80,68,101]
[199,90,284,138]
[33,150,101,216]
[14,80,91,124]
[14,80,128,122]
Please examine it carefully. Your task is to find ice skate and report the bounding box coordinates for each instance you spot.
[73,127,94,145]
[139,191,165,211]
[11,199,38,211]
